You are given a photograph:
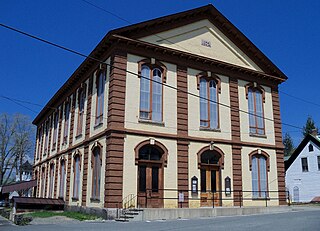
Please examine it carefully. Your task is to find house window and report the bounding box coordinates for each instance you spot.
[199,78,219,129]
[251,155,267,198]
[52,113,58,148]
[49,163,54,198]
[63,102,70,144]
[95,72,105,125]
[308,144,314,152]
[77,89,85,136]
[73,155,81,199]
[318,156,320,171]
[248,87,265,135]
[92,147,101,200]
[301,157,308,172]
[139,65,163,122]
[59,159,66,198]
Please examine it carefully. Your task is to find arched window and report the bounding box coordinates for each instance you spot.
[95,71,105,125]
[44,121,49,154]
[48,163,54,198]
[63,101,70,143]
[92,147,101,200]
[52,112,58,148]
[73,155,81,199]
[59,159,66,198]
[247,85,265,135]
[308,144,314,152]
[41,167,46,198]
[199,78,219,129]
[251,154,267,198]
[139,60,166,122]
[77,88,86,136]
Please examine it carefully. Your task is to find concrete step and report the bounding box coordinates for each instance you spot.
[115,218,129,222]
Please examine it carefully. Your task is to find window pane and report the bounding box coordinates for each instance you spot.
[301,158,308,172]
[200,78,208,126]
[251,156,258,197]
[209,80,218,129]
[140,66,150,118]
[248,89,255,131]
[255,91,264,132]
[201,169,206,192]
[152,69,162,122]
[259,157,267,197]
[139,166,146,192]
[152,167,159,192]
[211,170,216,192]
[318,156,320,170]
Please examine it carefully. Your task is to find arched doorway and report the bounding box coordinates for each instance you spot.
[198,147,223,207]
[135,141,167,208]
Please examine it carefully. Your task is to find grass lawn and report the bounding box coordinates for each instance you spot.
[28,211,99,221]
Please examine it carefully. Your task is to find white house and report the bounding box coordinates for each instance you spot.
[285,133,320,203]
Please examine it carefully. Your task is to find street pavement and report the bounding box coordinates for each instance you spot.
[1,207,320,231]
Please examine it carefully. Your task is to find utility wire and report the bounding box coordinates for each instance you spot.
[0,22,303,131]
[279,90,320,108]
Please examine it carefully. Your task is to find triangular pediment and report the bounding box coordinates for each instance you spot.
[139,19,262,71]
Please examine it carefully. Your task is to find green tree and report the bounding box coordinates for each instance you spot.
[283,133,295,157]
[302,116,318,138]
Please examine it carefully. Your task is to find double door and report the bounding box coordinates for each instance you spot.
[200,167,221,207]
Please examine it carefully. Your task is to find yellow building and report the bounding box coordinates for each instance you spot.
[33,5,287,211]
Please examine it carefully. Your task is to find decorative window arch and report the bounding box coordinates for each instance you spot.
[196,145,224,169]
[95,66,106,125]
[73,150,81,199]
[197,72,221,129]
[91,142,102,200]
[249,150,269,198]
[134,139,168,167]
[245,82,265,135]
[77,85,86,136]
[138,59,167,122]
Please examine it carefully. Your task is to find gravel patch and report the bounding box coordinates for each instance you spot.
[30,216,82,225]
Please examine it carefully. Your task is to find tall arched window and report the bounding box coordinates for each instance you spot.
[251,154,268,198]
[41,167,46,197]
[63,102,70,143]
[59,159,66,198]
[96,71,105,125]
[73,154,81,199]
[92,147,101,200]
[49,163,54,198]
[77,88,86,136]
[139,60,166,122]
[44,121,49,154]
[199,77,219,129]
[52,113,58,149]
[247,86,264,135]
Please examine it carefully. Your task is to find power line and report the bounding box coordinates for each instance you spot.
[0,22,303,131]
[280,90,320,108]
[0,95,38,114]
[80,0,195,54]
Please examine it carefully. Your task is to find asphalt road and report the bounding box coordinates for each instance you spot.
[2,208,320,231]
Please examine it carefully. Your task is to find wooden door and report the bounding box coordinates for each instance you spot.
[200,167,221,207]
[137,164,163,208]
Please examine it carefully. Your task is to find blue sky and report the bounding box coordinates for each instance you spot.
[1,0,320,146]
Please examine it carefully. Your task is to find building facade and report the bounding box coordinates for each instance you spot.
[33,5,287,209]
[285,133,320,203]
